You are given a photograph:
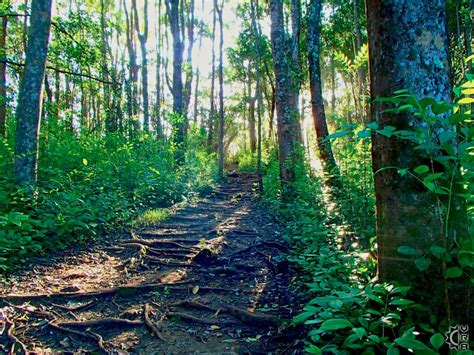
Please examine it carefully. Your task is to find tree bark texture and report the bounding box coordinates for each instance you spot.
[14,0,53,188]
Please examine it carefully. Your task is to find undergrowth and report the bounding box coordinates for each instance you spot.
[0,127,217,272]
[260,134,469,353]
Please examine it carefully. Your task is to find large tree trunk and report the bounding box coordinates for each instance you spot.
[367,0,469,323]
[0,5,8,137]
[270,0,302,194]
[133,0,150,132]
[166,0,185,146]
[14,0,53,188]
[307,0,336,169]
[217,0,224,177]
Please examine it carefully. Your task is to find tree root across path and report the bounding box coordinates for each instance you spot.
[0,174,300,353]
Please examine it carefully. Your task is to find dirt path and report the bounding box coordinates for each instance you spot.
[0,173,302,353]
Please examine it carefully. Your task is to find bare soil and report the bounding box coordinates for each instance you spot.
[0,173,303,354]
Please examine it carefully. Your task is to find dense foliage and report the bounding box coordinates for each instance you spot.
[0,124,216,271]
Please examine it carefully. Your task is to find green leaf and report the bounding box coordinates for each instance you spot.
[293,311,315,324]
[432,101,453,114]
[377,126,397,138]
[430,245,446,259]
[325,130,353,140]
[389,298,415,306]
[395,338,431,351]
[415,257,431,271]
[319,318,353,331]
[439,130,454,144]
[387,347,400,355]
[430,333,444,350]
[414,165,429,174]
[82,158,88,166]
[419,97,436,109]
[445,267,463,278]
[305,344,322,354]
[397,246,417,256]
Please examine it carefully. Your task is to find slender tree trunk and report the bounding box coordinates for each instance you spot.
[367,0,469,323]
[247,66,256,152]
[353,0,365,115]
[0,4,8,137]
[330,56,336,112]
[307,0,336,169]
[133,0,150,132]
[123,0,140,134]
[100,0,113,132]
[207,0,217,149]
[183,0,195,124]
[155,0,162,136]
[14,0,53,188]
[217,0,224,177]
[165,0,185,147]
[193,0,204,125]
[270,0,302,194]
[250,0,263,192]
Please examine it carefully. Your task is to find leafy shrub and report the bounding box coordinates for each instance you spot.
[0,127,217,271]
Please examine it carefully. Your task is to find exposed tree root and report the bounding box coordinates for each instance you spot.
[169,301,282,326]
[228,241,287,259]
[171,300,220,313]
[55,317,143,328]
[224,306,281,326]
[147,258,193,267]
[5,319,28,354]
[51,300,98,312]
[166,312,233,325]
[144,303,167,342]
[0,281,192,301]
[121,239,195,250]
[48,321,108,353]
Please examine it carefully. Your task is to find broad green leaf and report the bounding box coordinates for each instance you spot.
[395,338,431,351]
[430,333,444,350]
[387,347,400,355]
[389,298,415,306]
[293,311,315,324]
[319,318,353,331]
[445,267,463,278]
[415,257,431,271]
[82,158,88,166]
[414,165,429,174]
[397,246,417,256]
[325,130,353,140]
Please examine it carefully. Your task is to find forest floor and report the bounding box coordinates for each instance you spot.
[0,173,303,353]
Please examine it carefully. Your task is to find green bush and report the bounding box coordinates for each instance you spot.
[0,127,217,271]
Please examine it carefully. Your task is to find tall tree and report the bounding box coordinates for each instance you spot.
[207,0,217,149]
[367,0,469,322]
[270,0,303,194]
[217,0,224,177]
[14,0,53,188]
[250,0,263,191]
[183,0,195,122]
[155,0,163,136]
[166,0,185,146]
[133,0,150,131]
[307,0,336,169]
[0,1,8,137]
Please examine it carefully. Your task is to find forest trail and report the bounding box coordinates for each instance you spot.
[0,173,301,353]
